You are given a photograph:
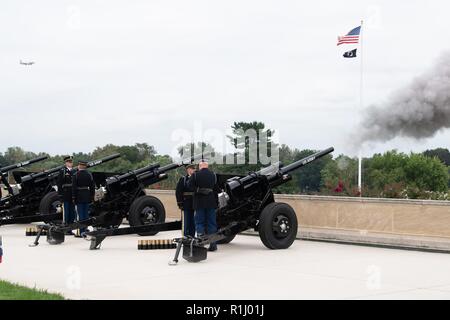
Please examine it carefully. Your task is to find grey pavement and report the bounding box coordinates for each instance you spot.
[1,224,450,300]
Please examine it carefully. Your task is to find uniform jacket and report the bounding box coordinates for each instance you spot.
[175,175,194,211]
[187,168,219,210]
[72,170,95,204]
[57,167,74,202]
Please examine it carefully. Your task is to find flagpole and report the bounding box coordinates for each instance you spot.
[358,19,364,197]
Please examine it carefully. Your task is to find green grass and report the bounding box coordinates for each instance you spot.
[0,280,64,300]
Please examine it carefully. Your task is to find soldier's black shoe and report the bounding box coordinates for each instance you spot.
[208,244,217,252]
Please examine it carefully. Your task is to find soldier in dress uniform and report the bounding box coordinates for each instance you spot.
[57,156,76,231]
[72,160,95,237]
[175,164,196,237]
[187,160,220,251]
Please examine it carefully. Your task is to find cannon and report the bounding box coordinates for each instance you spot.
[0,154,121,226]
[0,156,48,199]
[31,153,205,246]
[170,147,335,263]
[85,147,334,263]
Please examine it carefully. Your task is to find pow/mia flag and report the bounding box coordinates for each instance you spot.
[343,48,357,58]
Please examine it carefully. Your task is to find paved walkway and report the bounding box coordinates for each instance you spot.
[1,224,450,299]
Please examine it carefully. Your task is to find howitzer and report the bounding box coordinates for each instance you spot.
[0,156,48,199]
[85,147,335,262]
[32,153,206,246]
[169,147,334,263]
[84,173,238,249]
[0,153,121,226]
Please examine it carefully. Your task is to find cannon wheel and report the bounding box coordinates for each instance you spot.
[217,234,236,245]
[128,195,166,236]
[39,191,62,216]
[258,202,298,249]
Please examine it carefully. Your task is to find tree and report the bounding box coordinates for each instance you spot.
[177,142,216,160]
[321,155,359,196]
[366,151,408,192]
[423,148,450,187]
[4,147,30,164]
[293,149,333,193]
[365,150,449,198]
[88,143,158,173]
[1,140,448,200]
[273,144,300,194]
[227,121,277,170]
[0,153,8,167]
[135,143,157,161]
[403,153,448,193]
[423,148,450,166]
[1,147,51,173]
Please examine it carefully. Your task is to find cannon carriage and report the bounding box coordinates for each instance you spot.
[0,154,121,226]
[31,154,205,246]
[0,156,48,199]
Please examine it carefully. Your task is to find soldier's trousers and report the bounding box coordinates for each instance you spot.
[63,202,76,224]
[76,203,90,234]
[194,208,217,237]
[183,208,196,237]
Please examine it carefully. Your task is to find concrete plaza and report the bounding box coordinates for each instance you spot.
[1,224,450,300]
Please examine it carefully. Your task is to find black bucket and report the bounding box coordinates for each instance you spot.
[47,228,65,245]
[182,241,207,263]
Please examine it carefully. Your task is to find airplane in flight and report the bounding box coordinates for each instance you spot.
[20,60,35,66]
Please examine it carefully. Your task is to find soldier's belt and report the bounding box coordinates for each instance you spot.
[196,188,213,195]
[77,187,90,190]
[62,184,72,188]
[183,192,194,196]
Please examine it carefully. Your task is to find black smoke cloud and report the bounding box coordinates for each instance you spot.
[357,52,450,144]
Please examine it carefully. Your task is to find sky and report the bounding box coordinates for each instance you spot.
[1,0,449,158]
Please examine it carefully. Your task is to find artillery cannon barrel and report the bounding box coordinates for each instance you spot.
[135,153,206,182]
[0,156,48,173]
[225,147,334,194]
[21,153,122,184]
[236,162,281,186]
[86,153,121,168]
[105,152,207,187]
[279,147,334,176]
[157,162,180,173]
[107,163,161,185]
[20,165,65,184]
[135,163,177,182]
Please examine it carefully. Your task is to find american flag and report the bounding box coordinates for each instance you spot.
[337,25,361,46]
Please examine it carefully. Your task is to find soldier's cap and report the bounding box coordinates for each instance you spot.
[78,160,88,166]
[186,164,196,170]
[63,156,73,162]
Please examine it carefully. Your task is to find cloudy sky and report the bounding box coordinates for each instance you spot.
[1,0,449,158]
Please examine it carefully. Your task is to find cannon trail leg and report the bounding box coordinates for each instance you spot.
[89,235,106,250]
[29,227,44,247]
[168,241,183,266]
